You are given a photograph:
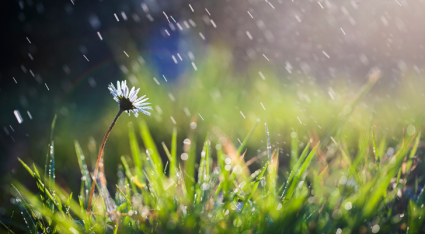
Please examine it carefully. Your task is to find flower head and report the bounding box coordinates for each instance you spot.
[108,80,152,116]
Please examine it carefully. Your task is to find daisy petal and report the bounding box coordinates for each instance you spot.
[138,109,151,116]
[134,95,146,103]
[130,88,139,101]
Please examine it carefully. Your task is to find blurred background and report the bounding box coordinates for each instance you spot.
[1,0,425,216]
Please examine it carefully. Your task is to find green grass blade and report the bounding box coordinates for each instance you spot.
[74,141,91,203]
[13,182,90,233]
[128,122,143,178]
[184,136,197,198]
[267,150,279,196]
[171,128,177,179]
[281,141,311,198]
[48,141,55,212]
[205,135,210,179]
[138,119,163,175]
[44,114,57,183]
[372,130,380,168]
[265,122,272,161]
[242,161,269,210]
[362,134,416,217]
[0,220,15,234]
[283,143,319,204]
[120,156,139,192]
[17,159,56,205]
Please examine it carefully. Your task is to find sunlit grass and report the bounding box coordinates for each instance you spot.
[4,47,425,233]
[10,116,424,233]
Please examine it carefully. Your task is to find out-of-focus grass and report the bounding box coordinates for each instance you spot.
[4,46,425,233]
[49,46,425,185]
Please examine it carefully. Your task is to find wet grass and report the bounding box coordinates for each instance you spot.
[8,112,425,233]
[3,49,425,233]
[12,116,425,233]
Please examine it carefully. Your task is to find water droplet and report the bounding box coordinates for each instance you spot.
[233,218,242,227]
[233,165,242,174]
[181,153,188,161]
[372,224,380,233]
[345,202,352,210]
[183,138,191,145]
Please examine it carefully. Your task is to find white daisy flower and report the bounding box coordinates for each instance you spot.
[108,80,152,116]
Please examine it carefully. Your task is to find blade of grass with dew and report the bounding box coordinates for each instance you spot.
[138,121,166,196]
[32,163,66,220]
[267,150,279,197]
[215,147,229,196]
[13,182,92,233]
[161,142,175,179]
[171,127,177,179]
[264,121,273,199]
[199,133,210,182]
[141,152,165,196]
[0,220,15,234]
[242,161,269,210]
[16,203,38,233]
[120,156,139,192]
[196,134,210,203]
[138,119,163,175]
[282,143,319,205]
[48,141,55,213]
[177,165,189,201]
[11,184,39,233]
[205,134,210,180]
[163,161,168,175]
[265,122,272,161]
[281,141,311,198]
[44,114,57,183]
[184,136,197,198]
[128,122,144,181]
[362,134,417,217]
[17,159,58,209]
[75,141,91,205]
[372,130,380,169]
[47,177,91,222]
[116,185,132,210]
[161,142,172,161]
[65,192,73,219]
[42,115,57,216]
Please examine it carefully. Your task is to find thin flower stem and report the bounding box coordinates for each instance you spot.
[87,109,123,213]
